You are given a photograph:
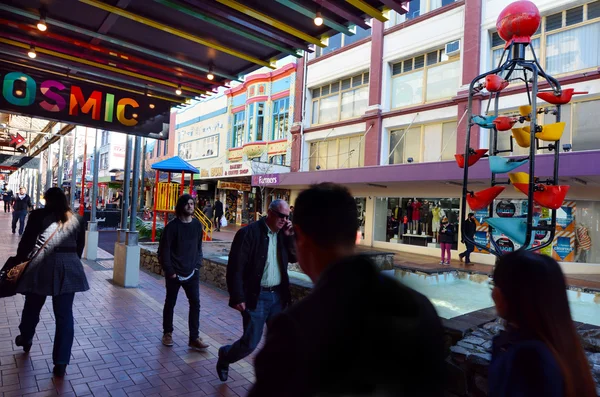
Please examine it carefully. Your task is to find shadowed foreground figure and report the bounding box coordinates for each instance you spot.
[489,251,597,397]
[249,183,446,397]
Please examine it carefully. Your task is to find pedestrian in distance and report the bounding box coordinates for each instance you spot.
[460,212,477,265]
[216,199,296,382]
[438,216,454,266]
[13,187,88,378]
[2,185,13,213]
[11,187,32,236]
[214,197,224,232]
[248,183,446,397]
[203,200,214,220]
[489,250,597,397]
[159,194,208,350]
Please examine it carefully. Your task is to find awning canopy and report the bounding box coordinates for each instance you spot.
[151,156,199,174]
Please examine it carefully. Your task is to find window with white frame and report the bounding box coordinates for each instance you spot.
[391,48,460,108]
[387,0,456,26]
[179,135,218,161]
[99,153,109,170]
[246,102,265,142]
[101,130,110,146]
[491,1,600,78]
[272,97,289,140]
[314,23,372,58]
[269,154,287,165]
[311,72,369,125]
[232,111,245,148]
[389,121,457,164]
[308,134,365,170]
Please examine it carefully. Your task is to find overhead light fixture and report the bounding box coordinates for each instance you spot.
[27,45,36,59]
[314,10,324,26]
[175,84,182,96]
[37,17,47,31]
[149,103,155,109]
[132,113,138,118]
[207,66,214,81]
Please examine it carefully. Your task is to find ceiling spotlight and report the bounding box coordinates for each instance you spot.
[314,10,324,26]
[27,45,36,59]
[149,103,155,109]
[175,85,182,96]
[132,113,138,118]
[37,17,47,31]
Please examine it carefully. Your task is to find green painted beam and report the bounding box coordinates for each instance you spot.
[154,0,301,58]
[0,3,242,82]
[275,0,354,36]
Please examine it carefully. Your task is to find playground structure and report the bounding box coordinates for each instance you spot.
[150,156,213,242]
[458,0,587,257]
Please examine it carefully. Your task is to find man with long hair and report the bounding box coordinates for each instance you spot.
[158,194,208,350]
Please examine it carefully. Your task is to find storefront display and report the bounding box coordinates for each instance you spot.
[374,197,460,248]
[355,197,366,240]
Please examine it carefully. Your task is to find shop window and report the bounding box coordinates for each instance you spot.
[232,111,245,148]
[490,1,600,77]
[374,197,460,247]
[269,154,286,165]
[311,72,369,125]
[308,134,365,170]
[163,140,168,156]
[99,153,108,170]
[272,97,289,140]
[179,135,218,161]
[391,49,459,108]
[315,23,372,58]
[389,121,457,164]
[386,0,456,26]
[572,100,600,151]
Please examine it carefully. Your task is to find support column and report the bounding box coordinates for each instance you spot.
[140,138,146,209]
[85,129,100,260]
[57,135,64,187]
[45,144,52,191]
[36,154,42,208]
[364,20,385,166]
[70,129,77,209]
[290,56,305,172]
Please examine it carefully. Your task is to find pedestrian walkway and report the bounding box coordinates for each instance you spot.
[0,212,256,397]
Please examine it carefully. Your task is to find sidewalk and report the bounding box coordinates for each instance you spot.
[0,212,256,397]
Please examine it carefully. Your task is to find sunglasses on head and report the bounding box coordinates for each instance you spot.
[271,209,289,220]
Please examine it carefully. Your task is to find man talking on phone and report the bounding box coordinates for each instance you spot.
[216,199,296,381]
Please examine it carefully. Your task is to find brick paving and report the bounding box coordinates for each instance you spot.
[0,212,256,397]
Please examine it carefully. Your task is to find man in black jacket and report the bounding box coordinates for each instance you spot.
[214,198,224,232]
[11,187,32,235]
[460,212,477,265]
[2,186,13,213]
[216,199,295,382]
[248,183,446,397]
[158,194,208,350]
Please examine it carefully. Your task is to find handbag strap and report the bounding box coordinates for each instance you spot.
[28,222,62,263]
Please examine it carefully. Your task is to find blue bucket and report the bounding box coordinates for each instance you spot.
[489,156,528,174]
[472,115,497,129]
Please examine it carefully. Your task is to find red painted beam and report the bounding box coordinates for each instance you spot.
[0,19,224,88]
[313,0,370,29]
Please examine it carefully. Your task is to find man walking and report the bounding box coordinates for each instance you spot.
[159,194,209,350]
[213,197,224,232]
[2,186,13,213]
[11,187,32,235]
[203,200,214,221]
[460,212,477,265]
[216,199,296,382]
[248,183,445,397]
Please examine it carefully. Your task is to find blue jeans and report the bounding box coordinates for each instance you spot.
[12,210,27,234]
[221,290,282,364]
[461,242,475,263]
[19,293,75,365]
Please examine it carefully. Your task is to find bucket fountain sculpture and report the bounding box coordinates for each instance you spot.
[458,0,587,257]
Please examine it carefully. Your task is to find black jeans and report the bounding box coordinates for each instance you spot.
[12,210,27,234]
[214,215,222,230]
[3,200,10,212]
[163,270,200,341]
[461,242,475,263]
[19,293,75,365]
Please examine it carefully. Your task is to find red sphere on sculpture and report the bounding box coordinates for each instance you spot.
[496,1,541,44]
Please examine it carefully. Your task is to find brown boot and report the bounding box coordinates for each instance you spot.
[189,338,209,350]
[162,332,174,347]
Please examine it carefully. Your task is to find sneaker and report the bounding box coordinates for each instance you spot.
[189,338,209,350]
[439,261,445,265]
[162,332,174,347]
[445,261,451,265]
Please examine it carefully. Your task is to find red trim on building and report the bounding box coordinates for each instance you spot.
[307,36,372,66]
[384,0,465,36]
[247,95,269,104]
[365,20,385,166]
[462,0,482,86]
[231,105,245,113]
[291,129,302,172]
[271,90,290,100]
[225,63,296,96]
[293,58,305,124]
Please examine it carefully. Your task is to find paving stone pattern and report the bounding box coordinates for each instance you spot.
[0,212,256,397]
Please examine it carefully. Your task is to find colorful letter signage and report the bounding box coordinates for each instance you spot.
[0,66,171,139]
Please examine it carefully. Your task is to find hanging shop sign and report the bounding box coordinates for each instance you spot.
[0,154,40,170]
[217,180,251,192]
[0,66,171,139]
[208,162,252,178]
[251,174,280,186]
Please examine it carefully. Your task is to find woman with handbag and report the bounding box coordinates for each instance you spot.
[13,187,88,377]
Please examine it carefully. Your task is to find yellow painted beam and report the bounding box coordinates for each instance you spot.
[78,0,272,68]
[215,0,326,48]
[0,37,206,95]
[345,0,388,22]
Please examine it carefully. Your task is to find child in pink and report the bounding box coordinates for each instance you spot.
[438,217,454,265]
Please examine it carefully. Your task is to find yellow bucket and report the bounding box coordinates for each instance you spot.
[535,122,566,142]
[519,105,532,121]
[508,172,530,192]
[512,127,531,148]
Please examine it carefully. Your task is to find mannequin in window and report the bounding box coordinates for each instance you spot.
[431,202,445,238]
[394,205,403,236]
[420,200,431,236]
[576,223,592,263]
[406,199,413,234]
[411,198,421,234]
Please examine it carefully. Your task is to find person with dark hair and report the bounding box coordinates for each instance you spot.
[216,199,295,382]
[489,251,596,397]
[11,187,32,235]
[214,197,224,232]
[248,183,446,397]
[438,216,454,266]
[2,185,13,213]
[13,187,88,378]
[158,194,208,350]
[460,212,476,265]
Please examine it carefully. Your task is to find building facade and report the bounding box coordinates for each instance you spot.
[260,0,600,272]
